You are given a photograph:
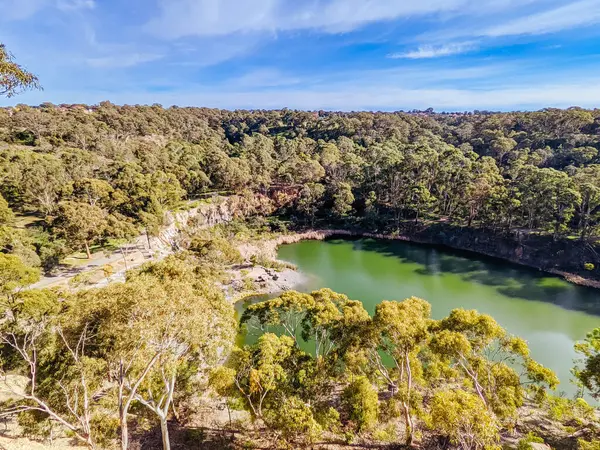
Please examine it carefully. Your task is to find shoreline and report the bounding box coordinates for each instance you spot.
[261,229,600,290]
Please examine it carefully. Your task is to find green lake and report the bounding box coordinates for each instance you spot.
[244,237,600,397]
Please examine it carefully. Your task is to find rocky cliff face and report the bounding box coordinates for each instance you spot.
[394,223,600,286]
[150,194,274,252]
[149,196,600,287]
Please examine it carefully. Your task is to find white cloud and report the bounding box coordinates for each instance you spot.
[388,42,476,59]
[86,53,164,68]
[147,0,470,39]
[483,0,600,36]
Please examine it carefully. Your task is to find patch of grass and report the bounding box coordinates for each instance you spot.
[13,213,44,229]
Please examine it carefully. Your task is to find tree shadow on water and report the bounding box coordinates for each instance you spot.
[350,238,600,317]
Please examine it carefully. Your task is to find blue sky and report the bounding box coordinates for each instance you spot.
[2,0,600,111]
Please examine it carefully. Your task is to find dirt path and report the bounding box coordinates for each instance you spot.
[29,234,169,291]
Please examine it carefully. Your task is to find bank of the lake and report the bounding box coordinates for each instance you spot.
[241,235,600,398]
[260,227,600,289]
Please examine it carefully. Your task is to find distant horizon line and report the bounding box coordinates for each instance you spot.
[2,102,599,114]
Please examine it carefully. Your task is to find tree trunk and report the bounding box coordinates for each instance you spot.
[403,402,414,446]
[146,227,153,250]
[120,409,128,450]
[403,353,414,446]
[121,247,129,270]
[85,241,92,259]
[160,418,171,450]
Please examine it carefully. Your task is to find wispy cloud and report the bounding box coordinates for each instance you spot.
[228,69,301,88]
[0,0,95,20]
[86,53,164,69]
[0,0,50,21]
[147,0,469,39]
[483,0,600,36]
[388,42,476,59]
[57,0,95,11]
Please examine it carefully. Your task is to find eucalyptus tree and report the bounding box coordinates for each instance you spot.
[366,297,431,445]
[573,328,600,400]
[52,201,108,259]
[430,308,559,422]
[0,44,40,97]
[68,256,236,450]
[242,289,369,360]
[573,165,600,239]
[0,256,107,448]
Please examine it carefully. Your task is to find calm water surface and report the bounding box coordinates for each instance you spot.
[269,238,600,397]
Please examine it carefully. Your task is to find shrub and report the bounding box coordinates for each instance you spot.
[429,389,500,450]
[242,276,256,291]
[91,414,119,448]
[545,396,595,425]
[342,376,379,432]
[266,396,322,444]
[579,439,600,450]
[189,236,243,265]
[18,410,53,440]
[584,263,595,271]
[517,432,544,450]
[373,423,398,443]
[102,264,114,278]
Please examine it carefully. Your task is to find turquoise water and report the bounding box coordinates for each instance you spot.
[243,238,600,397]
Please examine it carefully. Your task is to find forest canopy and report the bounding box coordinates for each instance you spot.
[0,103,599,273]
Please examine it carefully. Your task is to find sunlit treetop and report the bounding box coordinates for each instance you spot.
[0,44,41,98]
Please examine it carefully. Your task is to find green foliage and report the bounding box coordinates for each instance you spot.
[52,200,108,258]
[428,389,500,450]
[90,413,120,448]
[0,252,40,294]
[573,328,600,399]
[0,193,14,225]
[342,376,378,431]
[0,44,41,97]
[189,235,243,265]
[265,395,322,445]
[517,432,544,450]
[544,396,596,425]
[0,104,599,271]
[579,439,600,450]
[430,308,557,422]
[242,276,256,291]
[584,263,595,271]
[17,411,53,440]
[372,423,399,443]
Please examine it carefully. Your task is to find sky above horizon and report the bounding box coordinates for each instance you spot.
[2,0,600,111]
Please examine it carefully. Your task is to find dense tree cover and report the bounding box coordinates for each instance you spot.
[0,104,599,273]
[227,289,565,447]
